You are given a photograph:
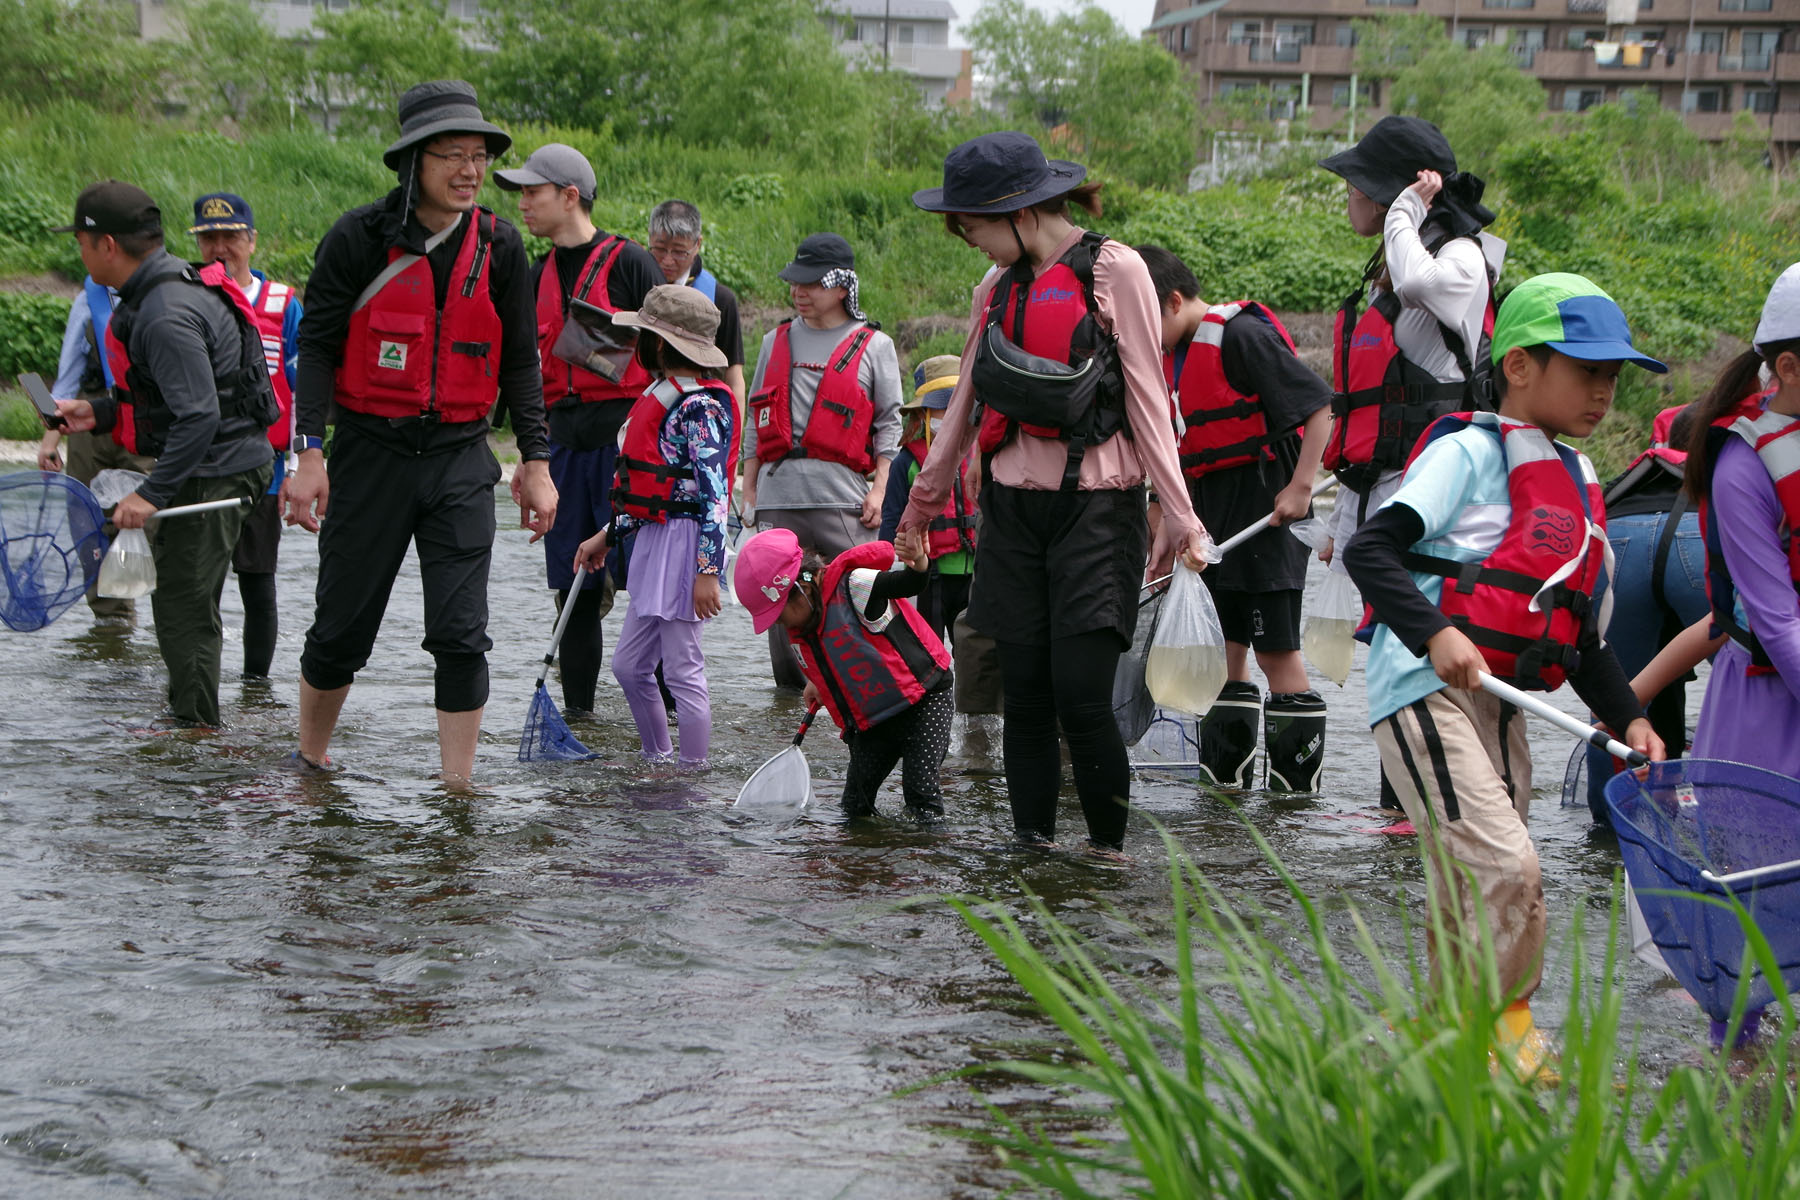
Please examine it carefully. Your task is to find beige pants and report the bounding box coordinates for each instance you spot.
[1375,686,1544,1005]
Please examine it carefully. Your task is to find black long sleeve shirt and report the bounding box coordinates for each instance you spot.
[1344,502,1646,736]
[293,187,549,460]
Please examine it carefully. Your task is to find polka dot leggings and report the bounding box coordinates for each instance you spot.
[840,686,954,817]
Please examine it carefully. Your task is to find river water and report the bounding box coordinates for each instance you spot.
[0,487,1710,1197]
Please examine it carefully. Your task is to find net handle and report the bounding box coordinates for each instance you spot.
[1142,475,1337,595]
[1478,672,1648,767]
[1702,858,1800,889]
[535,565,589,688]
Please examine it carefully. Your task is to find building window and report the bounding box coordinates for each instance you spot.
[1334,24,1358,46]
[1482,0,1533,8]
[1719,0,1773,10]
[1682,87,1724,112]
[1562,87,1603,111]
[1566,27,1607,49]
[897,24,914,44]
[1331,80,1374,106]
[1744,86,1777,113]
[1462,26,1492,47]
[1181,24,1192,51]
[1689,29,1724,53]
[1366,0,1418,8]
[1228,20,1260,43]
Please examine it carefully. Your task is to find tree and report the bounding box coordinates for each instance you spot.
[1350,13,1446,78]
[965,0,1196,189]
[173,0,304,128]
[305,0,473,136]
[0,0,173,113]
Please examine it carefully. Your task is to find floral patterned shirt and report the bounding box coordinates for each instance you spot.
[612,382,735,574]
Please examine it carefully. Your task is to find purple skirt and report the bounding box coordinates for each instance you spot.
[625,518,704,623]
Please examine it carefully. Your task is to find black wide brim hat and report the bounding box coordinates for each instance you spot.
[383,79,512,171]
[912,131,1086,214]
[1318,115,1456,207]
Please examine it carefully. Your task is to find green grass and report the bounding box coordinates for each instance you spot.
[939,825,1800,1197]
[0,388,44,442]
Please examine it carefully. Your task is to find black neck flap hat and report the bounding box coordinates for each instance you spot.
[1318,115,1494,242]
[912,131,1086,215]
[383,80,512,171]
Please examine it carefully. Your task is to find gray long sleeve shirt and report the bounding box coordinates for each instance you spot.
[92,250,273,508]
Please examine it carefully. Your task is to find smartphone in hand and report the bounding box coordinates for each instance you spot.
[20,373,66,431]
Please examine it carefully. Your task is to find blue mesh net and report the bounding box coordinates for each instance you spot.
[0,471,107,632]
[1606,758,1800,1023]
[518,683,596,762]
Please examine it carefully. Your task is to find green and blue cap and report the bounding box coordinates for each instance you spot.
[1491,272,1667,373]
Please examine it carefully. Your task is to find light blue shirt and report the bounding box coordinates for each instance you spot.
[52,283,118,399]
[1363,425,1514,725]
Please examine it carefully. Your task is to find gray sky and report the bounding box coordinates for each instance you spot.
[961,0,1160,38]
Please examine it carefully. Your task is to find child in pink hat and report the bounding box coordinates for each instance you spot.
[735,528,954,818]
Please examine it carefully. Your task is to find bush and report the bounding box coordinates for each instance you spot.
[0,291,68,381]
[0,388,44,440]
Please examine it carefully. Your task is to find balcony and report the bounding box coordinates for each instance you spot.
[1201,40,1356,75]
[1778,52,1800,83]
[1715,51,1775,74]
[1533,46,1684,81]
[839,40,966,81]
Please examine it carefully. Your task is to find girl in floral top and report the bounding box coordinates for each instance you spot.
[575,285,735,766]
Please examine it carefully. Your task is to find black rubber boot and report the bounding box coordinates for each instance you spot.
[1198,680,1261,789]
[1264,690,1327,794]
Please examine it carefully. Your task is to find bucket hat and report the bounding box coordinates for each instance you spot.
[905,354,960,411]
[383,80,511,171]
[734,528,806,634]
[1318,116,1456,207]
[913,131,1086,215]
[1491,273,1668,373]
[612,283,728,370]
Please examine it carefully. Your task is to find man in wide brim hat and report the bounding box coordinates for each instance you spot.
[381,79,512,171]
[911,131,1086,214]
[283,79,555,788]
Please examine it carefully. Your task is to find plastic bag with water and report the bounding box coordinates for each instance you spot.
[1303,572,1361,686]
[1145,563,1226,717]
[98,527,156,598]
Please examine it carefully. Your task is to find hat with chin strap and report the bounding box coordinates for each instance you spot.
[383,79,512,171]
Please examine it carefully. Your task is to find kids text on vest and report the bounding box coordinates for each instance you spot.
[878,354,977,643]
[1319,119,1502,809]
[1678,262,1800,779]
[572,285,736,767]
[734,527,955,819]
[742,233,905,691]
[498,143,664,719]
[189,191,304,682]
[1343,273,1666,1078]
[901,132,1212,857]
[1137,244,1335,794]
[1580,402,1709,825]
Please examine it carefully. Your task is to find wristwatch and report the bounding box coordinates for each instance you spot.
[296,435,325,452]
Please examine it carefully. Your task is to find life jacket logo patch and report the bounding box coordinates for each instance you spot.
[757,407,771,428]
[1527,506,1579,556]
[378,341,407,371]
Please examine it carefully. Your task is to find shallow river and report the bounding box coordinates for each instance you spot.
[0,487,1711,1197]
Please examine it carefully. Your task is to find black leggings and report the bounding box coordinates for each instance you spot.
[556,583,609,713]
[998,631,1130,849]
[841,687,954,816]
[238,571,277,678]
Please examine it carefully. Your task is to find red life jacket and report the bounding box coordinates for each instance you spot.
[1166,301,1295,478]
[1325,252,1494,493]
[611,376,738,523]
[105,259,280,457]
[1699,391,1800,676]
[904,436,976,559]
[536,234,652,407]
[1604,404,1689,509]
[333,207,503,423]
[791,541,952,734]
[749,320,878,473]
[1398,411,1609,691]
[245,276,296,451]
[975,231,1124,460]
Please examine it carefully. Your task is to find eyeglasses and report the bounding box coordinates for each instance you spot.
[421,149,493,170]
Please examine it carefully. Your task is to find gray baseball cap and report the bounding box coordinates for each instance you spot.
[493,142,596,202]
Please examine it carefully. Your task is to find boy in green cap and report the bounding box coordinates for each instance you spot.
[1343,273,1666,1077]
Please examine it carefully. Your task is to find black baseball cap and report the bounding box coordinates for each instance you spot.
[778,233,854,284]
[51,181,163,237]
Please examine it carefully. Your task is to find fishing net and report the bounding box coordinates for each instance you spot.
[1132,709,1203,773]
[1113,585,1164,745]
[518,683,597,762]
[0,471,108,632]
[1605,758,1800,1023]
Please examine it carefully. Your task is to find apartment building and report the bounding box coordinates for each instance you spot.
[826,0,975,107]
[1149,0,1800,159]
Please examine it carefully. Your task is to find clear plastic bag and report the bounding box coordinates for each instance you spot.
[89,469,149,509]
[97,527,156,598]
[1303,572,1361,686]
[1145,563,1226,716]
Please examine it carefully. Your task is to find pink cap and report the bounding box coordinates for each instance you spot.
[734,528,805,634]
